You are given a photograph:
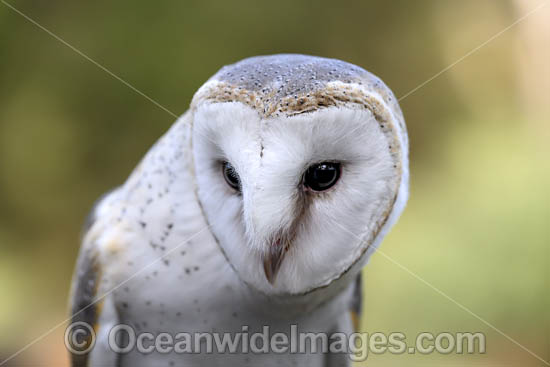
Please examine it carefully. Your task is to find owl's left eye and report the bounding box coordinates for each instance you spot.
[222,161,241,192]
[304,162,341,192]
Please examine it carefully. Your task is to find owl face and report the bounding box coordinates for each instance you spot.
[192,101,406,295]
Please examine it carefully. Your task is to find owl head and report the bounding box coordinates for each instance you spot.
[190,54,408,296]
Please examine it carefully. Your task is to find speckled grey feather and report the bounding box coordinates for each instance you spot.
[213,54,369,99]
[192,54,406,139]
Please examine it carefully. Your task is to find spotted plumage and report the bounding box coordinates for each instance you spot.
[69,54,409,366]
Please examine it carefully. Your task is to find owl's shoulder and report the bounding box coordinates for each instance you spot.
[74,112,197,271]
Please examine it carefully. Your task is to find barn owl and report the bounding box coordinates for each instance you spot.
[69,54,409,367]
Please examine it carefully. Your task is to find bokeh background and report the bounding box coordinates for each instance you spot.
[0,0,548,365]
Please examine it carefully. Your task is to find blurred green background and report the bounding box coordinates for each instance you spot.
[0,0,548,365]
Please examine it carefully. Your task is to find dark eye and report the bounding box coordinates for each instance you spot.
[304,162,341,192]
[222,161,241,192]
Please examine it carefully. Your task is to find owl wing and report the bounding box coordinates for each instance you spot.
[349,272,363,332]
[69,192,121,367]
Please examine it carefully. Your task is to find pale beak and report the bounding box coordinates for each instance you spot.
[262,238,288,284]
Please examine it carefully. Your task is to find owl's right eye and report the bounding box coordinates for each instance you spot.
[222,161,241,192]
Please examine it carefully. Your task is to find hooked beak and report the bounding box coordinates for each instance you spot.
[262,238,289,284]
